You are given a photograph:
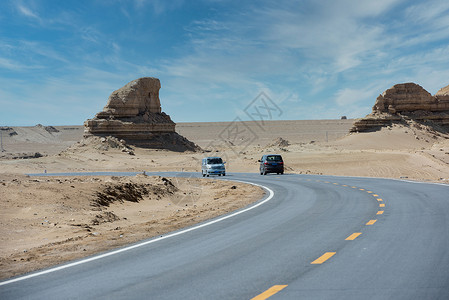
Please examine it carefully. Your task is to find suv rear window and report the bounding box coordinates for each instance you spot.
[267,155,282,161]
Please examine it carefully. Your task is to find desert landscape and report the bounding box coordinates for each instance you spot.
[1,117,448,180]
[1,80,449,280]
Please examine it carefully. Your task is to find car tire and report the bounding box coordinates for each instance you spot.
[223,173,226,176]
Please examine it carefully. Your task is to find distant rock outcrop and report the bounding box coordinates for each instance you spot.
[351,83,449,133]
[35,124,60,134]
[84,77,200,152]
[267,137,290,148]
[0,127,17,137]
[436,85,449,101]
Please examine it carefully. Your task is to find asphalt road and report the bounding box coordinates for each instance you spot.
[1,172,449,299]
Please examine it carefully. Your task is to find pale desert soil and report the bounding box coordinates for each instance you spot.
[0,174,263,279]
[1,120,447,180]
[1,119,448,279]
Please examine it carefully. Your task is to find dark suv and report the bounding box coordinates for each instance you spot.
[259,154,284,175]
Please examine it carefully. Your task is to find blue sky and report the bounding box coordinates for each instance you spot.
[1,0,449,126]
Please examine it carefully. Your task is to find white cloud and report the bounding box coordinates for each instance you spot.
[0,57,34,71]
[134,0,184,14]
[79,27,103,44]
[16,2,40,20]
[405,0,449,24]
[2,0,449,125]
[21,40,70,63]
[254,0,400,73]
[335,87,377,107]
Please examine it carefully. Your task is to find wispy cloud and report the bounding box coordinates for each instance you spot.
[21,40,70,63]
[0,57,40,71]
[133,0,184,14]
[79,27,103,44]
[256,1,401,73]
[1,0,449,125]
[335,87,379,107]
[16,2,41,20]
[405,0,449,24]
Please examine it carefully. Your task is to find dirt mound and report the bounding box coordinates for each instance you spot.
[93,177,178,207]
[267,137,290,148]
[91,177,179,225]
[265,137,290,152]
[0,127,17,137]
[45,126,59,133]
[67,136,135,155]
[0,152,44,160]
[68,133,200,154]
[35,124,60,134]
[130,132,201,152]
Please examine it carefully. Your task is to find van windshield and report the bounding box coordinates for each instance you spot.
[207,158,223,164]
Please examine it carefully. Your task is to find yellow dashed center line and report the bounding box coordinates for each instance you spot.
[251,285,288,300]
[311,252,336,264]
[305,182,385,270]
[345,233,362,240]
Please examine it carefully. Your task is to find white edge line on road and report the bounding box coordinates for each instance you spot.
[0,180,274,286]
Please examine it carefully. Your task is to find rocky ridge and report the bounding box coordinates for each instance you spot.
[351,83,449,133]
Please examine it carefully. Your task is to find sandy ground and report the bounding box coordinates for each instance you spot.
[0,174,263,279]
[1,119,448,279]
[1,119,447,180]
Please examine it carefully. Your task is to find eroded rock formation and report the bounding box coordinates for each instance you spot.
[351,83,449,132]
[84,77,199,151]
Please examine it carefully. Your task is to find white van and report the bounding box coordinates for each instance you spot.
[201,157,226,177]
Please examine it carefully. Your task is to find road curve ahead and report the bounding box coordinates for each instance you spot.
[1,173,449,300]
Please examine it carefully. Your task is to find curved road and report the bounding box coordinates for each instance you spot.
[1,173,449,299]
